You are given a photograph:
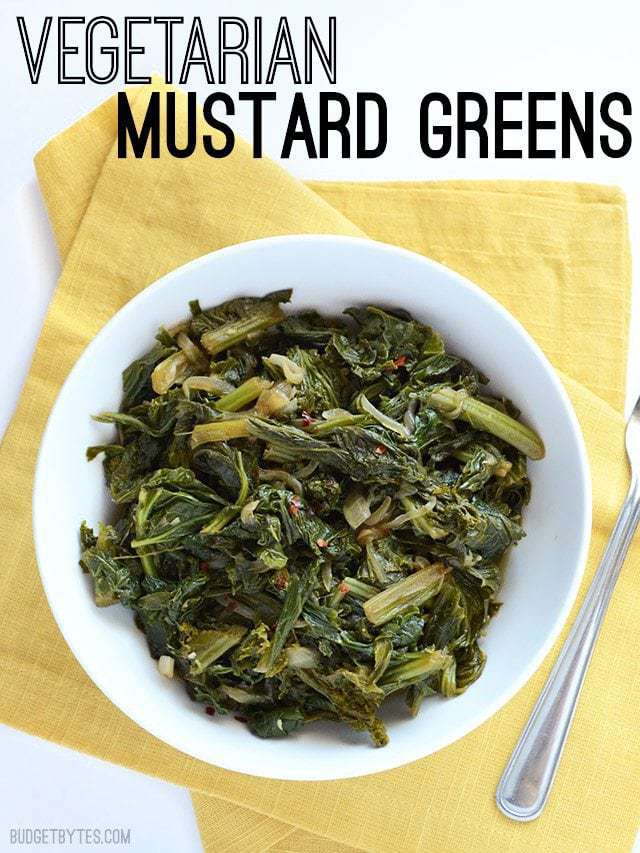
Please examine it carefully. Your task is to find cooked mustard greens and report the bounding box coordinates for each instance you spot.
[81,289,544,746]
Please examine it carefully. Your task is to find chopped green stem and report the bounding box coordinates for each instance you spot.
[371,638,393,683]
[381,648,453,692]
[216,377,272,412]
[200,505,240,535]
[263,445,299,465]
[234,450,250,504]
[359,380,388,400]
[327,583,349,609]
[365,541,389,584]
[428,387,545,460]
[342,577,379,600]
[133,487,161,577]
[308,413,369,436]
[364,565,446,626]
[200,307,285,356]
[191,419,250,447]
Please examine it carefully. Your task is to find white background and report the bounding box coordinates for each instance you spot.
[0,1,638,850]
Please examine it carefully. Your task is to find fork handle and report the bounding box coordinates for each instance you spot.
[496,475,640,821]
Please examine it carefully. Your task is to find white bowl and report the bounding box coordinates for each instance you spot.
[33,235,591,781]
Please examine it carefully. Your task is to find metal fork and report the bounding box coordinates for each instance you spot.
[496,394,640,821]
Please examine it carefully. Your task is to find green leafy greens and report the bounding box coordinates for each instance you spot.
[81,289,543,747]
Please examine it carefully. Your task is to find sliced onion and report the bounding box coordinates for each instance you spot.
[356,393,408,437]
[157,655,175,678]
[396,483,418,498]
[356,525,387,545]
[167,320,190,337]
[343,490,371,529]
[286,644,320,669]
[364,496,392,527]
[388,504,431,529]
[264,353,305,384]
[403,399,419,434]
[221,685,269,704]
[295,460,319,479]
[183,375,235,397]
[255,382,296,417]
[240,499,260,525]
[259,468,304,496]
[321,408,351,419]
[151,351,192,394]
[176,332,207,368]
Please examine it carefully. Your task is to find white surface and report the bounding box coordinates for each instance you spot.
[33,235,591,780]
[0,724,203,852]
[0,0,638,846]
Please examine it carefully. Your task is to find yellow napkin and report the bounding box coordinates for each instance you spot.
[0,81,637,852]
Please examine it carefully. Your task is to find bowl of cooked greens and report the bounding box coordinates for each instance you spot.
[33,235,590,780]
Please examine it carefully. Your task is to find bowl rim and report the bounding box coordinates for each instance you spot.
[33,233,592,780]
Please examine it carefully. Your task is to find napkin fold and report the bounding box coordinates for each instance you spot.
[0,81,637,852]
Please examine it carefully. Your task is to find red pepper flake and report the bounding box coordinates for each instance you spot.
[234,715,248,724]
[199,561,210,573]
[393,355,408,368]
[274,572,288,590]
[205,706,216,716]
[339,582,350,594]
[301,410,315,426]
[288,496,302,516]
[316,538,328,549]
[374,445,387,455]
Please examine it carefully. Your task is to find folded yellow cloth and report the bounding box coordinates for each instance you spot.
[0,81,637,852]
